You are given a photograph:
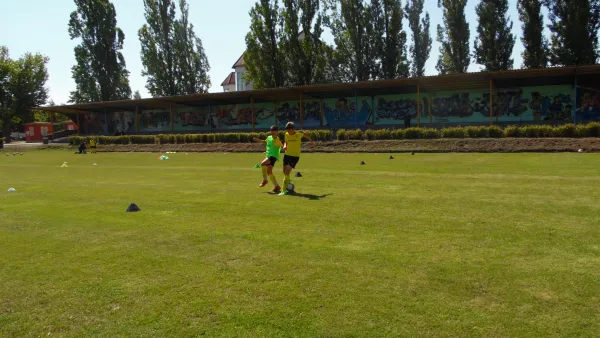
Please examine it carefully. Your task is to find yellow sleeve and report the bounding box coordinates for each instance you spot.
[274,138,283,147]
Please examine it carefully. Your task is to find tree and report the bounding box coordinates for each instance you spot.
[0,47,49,139]
[544,0,600,66]
[405,0,431,77]
[372,0,409,79]
[436,0,470,74]
[133,90,142,100]
[474,0,515,71]
[139,0,177,97]
[68,0,131,103]
[139,0,210,97]
[245,0,286,89]
[173,0,210,94]
[518,0,548,68]
[323,0,373,82]
[280,0,328,86]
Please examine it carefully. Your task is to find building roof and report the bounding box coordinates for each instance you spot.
[38,65,600,117]
[232,54,244,68]
[221,72,236,86]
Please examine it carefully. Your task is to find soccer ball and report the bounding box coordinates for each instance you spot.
[287,183,295,192]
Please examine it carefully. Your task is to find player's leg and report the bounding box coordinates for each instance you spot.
[259,157,271,187]
[280,156,298,195]
[267,158,281,192]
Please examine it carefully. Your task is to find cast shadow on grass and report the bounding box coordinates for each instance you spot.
[264,191,333,200]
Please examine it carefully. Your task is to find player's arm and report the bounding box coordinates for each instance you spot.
[274,138,283,147]
[301,131,316,148]
[252,137,266,143]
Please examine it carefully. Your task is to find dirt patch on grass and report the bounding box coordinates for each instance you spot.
[94,138,600,153]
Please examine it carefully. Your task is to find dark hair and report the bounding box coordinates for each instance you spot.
[270,125,279,131]
[285,122,295,130]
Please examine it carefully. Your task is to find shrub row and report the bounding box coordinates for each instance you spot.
[69,129,334,145]
[340,123,600,140]
[68,123,600,145]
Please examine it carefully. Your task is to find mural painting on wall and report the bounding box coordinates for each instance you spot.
[375,96,427,125]
[576,88,600,123]
[174,107,211,131]
[275,101,320,128]
[254,103,276,129]
[212,105,250,129]
[140,110,171,132]
[108,111,135,135]
[81,112,105,135]
[428,85,573,123]
[323,97,372,127]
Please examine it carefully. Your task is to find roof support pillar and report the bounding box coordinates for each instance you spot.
[251,97,255,132]
[573,76,578,124]
[170,104,174,134]
[354,91,358,129]
[274,101,278,127]
[371,96,375,125]
[76,112,80,136]
[489,80,494,126]
[104,109,109,136]
[429,92,433,124]
[209,104,213,133]
[320,98,324,128]
[417,85,421,127]
[299,93,304,129]
[135,105,140,134]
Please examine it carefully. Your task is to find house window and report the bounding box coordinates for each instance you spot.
[236,72,245,91]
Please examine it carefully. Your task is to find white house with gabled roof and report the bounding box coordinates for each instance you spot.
[220,54,253,92]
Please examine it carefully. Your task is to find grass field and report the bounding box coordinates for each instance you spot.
[1,150,599,337]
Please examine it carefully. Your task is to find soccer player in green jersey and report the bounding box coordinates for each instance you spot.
[253,125,284,193]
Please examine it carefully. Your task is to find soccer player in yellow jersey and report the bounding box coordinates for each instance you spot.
[280,122,316,195]
[253,125,283,193]
[89,138,97,154]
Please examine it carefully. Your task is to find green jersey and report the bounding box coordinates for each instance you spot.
[265,135,283,160]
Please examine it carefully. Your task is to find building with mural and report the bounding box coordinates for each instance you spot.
[41,66,600,136]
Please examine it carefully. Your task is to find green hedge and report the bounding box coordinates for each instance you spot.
[68,123,600,145]
[338,123,600,140]
[68,129,334,145]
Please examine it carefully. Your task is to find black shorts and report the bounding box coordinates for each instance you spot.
[266,156,278,166]
[283,155,300,168]
[90,146,96,149]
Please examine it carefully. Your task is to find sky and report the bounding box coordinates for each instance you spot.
[0,0,536,105]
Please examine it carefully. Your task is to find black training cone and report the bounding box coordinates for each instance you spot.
[295,172,303,177]
[389,155,394,159]
[360,161,365,165]
[411,151,415,155]
[126,203,141,212]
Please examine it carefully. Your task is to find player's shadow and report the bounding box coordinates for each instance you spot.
[263,192,332,200]
[289,192,333,200]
